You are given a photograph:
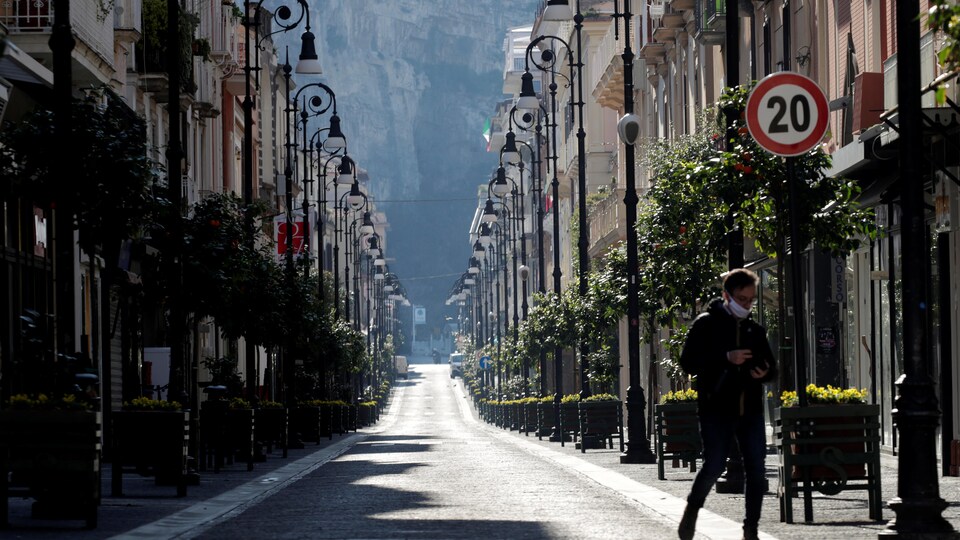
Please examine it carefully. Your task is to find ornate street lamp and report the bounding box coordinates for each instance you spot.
[294,81,343,278]
[535,0,591,400]
[242,0,323,407]
[333,167,362,319]
[506,104,550,397]
[613,0,656,464]
[521,29,571,438]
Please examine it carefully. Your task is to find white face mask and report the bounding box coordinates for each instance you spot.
[726,299,752,319]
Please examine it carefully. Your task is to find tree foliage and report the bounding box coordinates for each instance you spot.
[0,89,159,259]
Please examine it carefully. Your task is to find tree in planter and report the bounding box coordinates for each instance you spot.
[201,356,244,397]
[516,290,579,394]
[634,85,878,392]
[578,246,629,395]
[515,247,627,397]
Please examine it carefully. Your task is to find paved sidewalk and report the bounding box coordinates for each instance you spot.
[3,424,369,539]
[449,381,960,540]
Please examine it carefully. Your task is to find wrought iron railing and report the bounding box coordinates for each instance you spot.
[0,0,54,32]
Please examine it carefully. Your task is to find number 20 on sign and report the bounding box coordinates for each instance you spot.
[745,72,829,157]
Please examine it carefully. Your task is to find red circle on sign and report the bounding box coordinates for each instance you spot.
[745,72,829,157]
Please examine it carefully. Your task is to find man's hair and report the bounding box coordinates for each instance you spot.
[722,268,759,293]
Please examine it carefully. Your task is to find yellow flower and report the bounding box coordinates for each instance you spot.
[661,389,698,403]
[780,384,867,407]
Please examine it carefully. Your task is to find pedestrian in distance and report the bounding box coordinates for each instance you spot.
[677,268,777,540]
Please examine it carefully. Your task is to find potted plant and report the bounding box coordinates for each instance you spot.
[226,398,255,471]
[254,401,287,456]
[112,397,190,497]
[578,393,623,452]
[356,400,377,426]
[774,384,882,523]
[654,389,701,480]
[0,394,101,528]
[536,395,556,440]
[558,394,581,446]
[519,396,539,436]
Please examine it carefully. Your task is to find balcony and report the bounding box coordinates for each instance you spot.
[639,41,667,66]
[587,188,625,258]
[0,0,53,32]
[591,16,634,110]
[693,0,725,45]
[114,0,142,42]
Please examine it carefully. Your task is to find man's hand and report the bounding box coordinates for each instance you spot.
[749,365,769,379]
[726,349,752,365]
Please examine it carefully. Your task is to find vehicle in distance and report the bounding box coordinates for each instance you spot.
[449,352,463,378]
[395,355,408,379]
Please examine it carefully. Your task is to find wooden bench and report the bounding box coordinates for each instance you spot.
[578,401,624,453]
[774,404,882,523]
[654,403,701,480]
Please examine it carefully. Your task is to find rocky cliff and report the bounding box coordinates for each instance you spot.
[301,0,537,333]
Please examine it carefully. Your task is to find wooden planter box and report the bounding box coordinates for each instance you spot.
[357,404,375,426]
[503,403,520,430]
[226,408,255,471]
[254,408,287,454]
[536,402,557,440]
[522,403,538,436]
[558,402,579,446]
[654,402,701,480]
[0,410,102,528]
[199,402,254,472]
[578,401,624,453]
[111,410,189,497]
[774,404,882,523]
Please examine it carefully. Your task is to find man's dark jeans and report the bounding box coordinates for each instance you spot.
[686,413,766,529]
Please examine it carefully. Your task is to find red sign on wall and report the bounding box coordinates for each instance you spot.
[274,212,310,261]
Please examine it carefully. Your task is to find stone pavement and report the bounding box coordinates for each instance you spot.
[4,378,959,539]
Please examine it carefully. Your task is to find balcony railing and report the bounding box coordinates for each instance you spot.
[0,0,54,32]
[590,16,636,97]
[114,0,142,35]
[587,188,624,251]
[694,0,725,45]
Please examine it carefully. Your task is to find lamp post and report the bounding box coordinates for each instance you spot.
[880,0,956,535]
[332,156,358,318]
[340,184,369,324]
[311,151,349,305]
[242,0,322,403]
[503,135,540,392]
[519,34,565,437]
[614,0,656,464]
[533,0,591,399]
[480,210,507,399]
[294,81,344,276]
[507,107,548,396]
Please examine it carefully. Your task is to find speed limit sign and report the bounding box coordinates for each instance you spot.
[745,72,829,157]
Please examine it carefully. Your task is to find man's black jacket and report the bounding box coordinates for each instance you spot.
[679,298,777,417]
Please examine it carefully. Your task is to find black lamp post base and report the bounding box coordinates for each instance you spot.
[619,441,656,464]
[879,497,958,538]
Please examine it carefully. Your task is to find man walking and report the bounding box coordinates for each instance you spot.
[677,268,777,540]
